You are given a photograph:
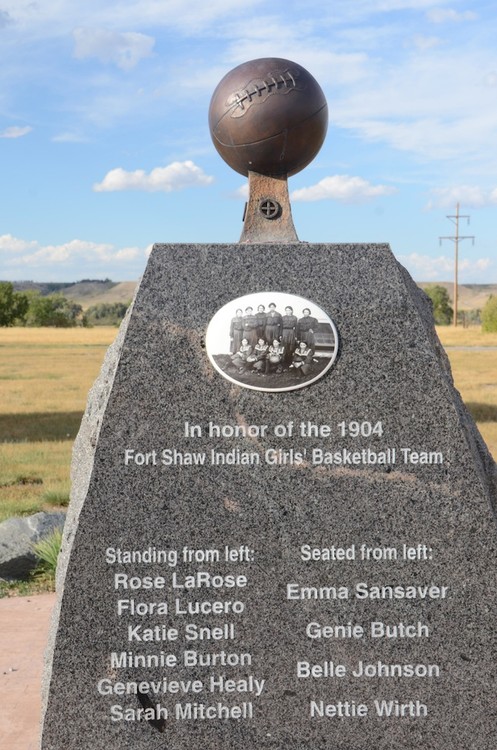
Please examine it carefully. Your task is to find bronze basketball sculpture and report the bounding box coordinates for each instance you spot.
[209,57,328,177]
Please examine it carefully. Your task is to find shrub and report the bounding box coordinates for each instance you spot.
[458,309,481,327]
[0,282,29,326]
[25,292,83,327]
[424,285,453,325]
[42,490,71,507]
[84,301,129,326]
[481,295,497,332]
[32,527,63,579]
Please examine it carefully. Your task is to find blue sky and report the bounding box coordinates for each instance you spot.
[0,0,496,283]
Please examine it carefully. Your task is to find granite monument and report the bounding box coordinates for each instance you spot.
[41,58,497,750]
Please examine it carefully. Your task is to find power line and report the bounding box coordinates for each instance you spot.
[439,202,475,327]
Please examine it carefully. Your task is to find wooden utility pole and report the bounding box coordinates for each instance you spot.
[439,203,474,326]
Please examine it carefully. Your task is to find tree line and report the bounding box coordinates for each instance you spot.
[424,284,497,331]
[0,282,129,327]
[2,279,496,331]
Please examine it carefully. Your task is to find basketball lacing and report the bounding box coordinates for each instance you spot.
[227,70,300,117]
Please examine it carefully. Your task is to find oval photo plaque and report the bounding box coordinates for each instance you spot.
[206,292,338,392]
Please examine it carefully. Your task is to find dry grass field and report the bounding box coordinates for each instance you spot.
[0,325,496,524]
[437,327,497,458]
[0,327,116,522]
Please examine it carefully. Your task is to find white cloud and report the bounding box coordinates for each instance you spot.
[427,186,497,209]
[73,27,155,70]
[0,0,267,39]
[460,257,492,272]
[344,116,490,162]
[0,234,38,252]
[291,175,397,203]
[298,0,454,22]
[427,8,477,23]
[222,23,371,88]
[410,35,442,51]
[94,0,266,34]
[0,234,145,268]
[93,160,214,192]
[484,71,497,87]
[52,132,90,143]
[398,252,492,281]
[368,0,450,10]
[0,125,32,138]
[330,42,497,168]
[400,252,453,278]
[233,183,249,200]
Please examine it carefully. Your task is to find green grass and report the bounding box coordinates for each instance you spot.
[41,489,71,507]
[32,526,63,577]
[0,577,56,598]
[0,441,74,522]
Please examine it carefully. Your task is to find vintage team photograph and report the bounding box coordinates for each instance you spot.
[206,292,339,392]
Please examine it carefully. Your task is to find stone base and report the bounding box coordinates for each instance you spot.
[41,243,497,750]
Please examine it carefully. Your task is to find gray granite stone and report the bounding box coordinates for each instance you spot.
[41,243,497,749]
[0,511,66,579]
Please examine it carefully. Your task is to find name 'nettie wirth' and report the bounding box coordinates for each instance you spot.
[310,698,428,719]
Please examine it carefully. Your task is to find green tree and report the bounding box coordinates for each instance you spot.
[25,292,83,327]
[481,295,497,332]
[424,285,453,325]
[83,301,129,326]
[458,309,481,328]
[0,282,29,326]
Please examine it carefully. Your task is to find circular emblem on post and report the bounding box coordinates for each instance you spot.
[259,198,281,219]
[206,292,338,392]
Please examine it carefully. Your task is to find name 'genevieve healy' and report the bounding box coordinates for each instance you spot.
[123,447,444,467]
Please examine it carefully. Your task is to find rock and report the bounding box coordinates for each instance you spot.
[41,243,497,750]
[0,512,66,579]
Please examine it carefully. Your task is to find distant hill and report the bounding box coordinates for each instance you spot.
[63,281,136,309]
[9,280,497,312]
[13,280,75,296]
[418,282,497,311]
[12,279,137,310]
